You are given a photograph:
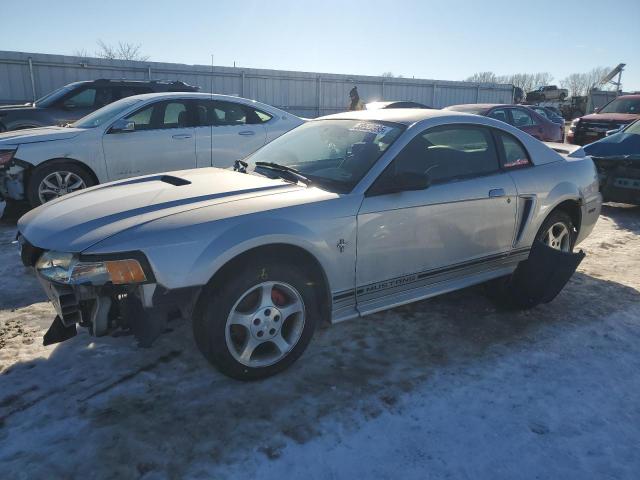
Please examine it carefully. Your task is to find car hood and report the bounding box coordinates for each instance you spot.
[0,126,84,146]
[580,113,639,123]
[18,168,306,252]
[584,131,640,158]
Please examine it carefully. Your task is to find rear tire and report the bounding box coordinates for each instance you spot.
[26,161,96,207]
[535,210,576,252]
[193,258,320,380]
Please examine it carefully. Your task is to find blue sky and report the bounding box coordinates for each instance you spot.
[3,0,639,90]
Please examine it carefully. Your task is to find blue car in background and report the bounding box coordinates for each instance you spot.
[584,120,640,205]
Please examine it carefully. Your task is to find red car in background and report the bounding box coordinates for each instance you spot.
[567,94,640,146]
[444,104,563,142]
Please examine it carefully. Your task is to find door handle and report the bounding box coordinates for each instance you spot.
[238,130,255,136]
[172,134,192,140]
[489,188,506,198]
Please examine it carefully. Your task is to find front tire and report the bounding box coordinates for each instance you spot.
[193,259,320,380]
[27,161,95,207]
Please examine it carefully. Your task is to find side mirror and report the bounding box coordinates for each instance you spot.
[593,107,599,113]
[370,171,431,196]
[109,119,135,133]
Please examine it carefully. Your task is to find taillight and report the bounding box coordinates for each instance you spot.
[0,149,16,167]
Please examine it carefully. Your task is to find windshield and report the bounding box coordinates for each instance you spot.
[599,98,640,114]
[71,97,143,128]
[246,119,404,193]
[34,85,74,107]
[625,120,640,135]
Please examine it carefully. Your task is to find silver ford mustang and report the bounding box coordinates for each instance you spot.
[17,109,602,379]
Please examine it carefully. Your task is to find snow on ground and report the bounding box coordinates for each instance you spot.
[0,204,639,479]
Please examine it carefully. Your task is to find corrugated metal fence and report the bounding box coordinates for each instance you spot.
[0,50,515,117]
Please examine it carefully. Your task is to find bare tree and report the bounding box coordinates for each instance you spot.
[560,66,613,97]
[560,73,587,97]
[95,40,149,61]
[466,72,498,83]
[73,48,90,58]
[381,72,404,78]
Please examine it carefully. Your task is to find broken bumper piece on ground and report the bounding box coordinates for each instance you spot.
[507,241,586,308]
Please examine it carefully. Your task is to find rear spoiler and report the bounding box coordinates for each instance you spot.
[543,142,586,159]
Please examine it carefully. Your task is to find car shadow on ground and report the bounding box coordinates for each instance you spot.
[601,203,640,234]
[1,266,638,476]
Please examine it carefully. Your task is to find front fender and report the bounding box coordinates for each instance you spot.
[85,195,361,294]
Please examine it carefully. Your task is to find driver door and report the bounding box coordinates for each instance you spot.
[102,100,196,180]
[355,125,517,311]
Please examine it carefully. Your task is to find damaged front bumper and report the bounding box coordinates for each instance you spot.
[593,156,640,205]
[0,158,28,201]
[20,238,200,347]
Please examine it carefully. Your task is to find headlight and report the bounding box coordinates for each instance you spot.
[36,251,148,285]
[569,118,580,132]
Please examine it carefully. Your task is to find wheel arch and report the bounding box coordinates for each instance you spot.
[546,198,582,234]
[193,243,333,325]
[27,157,99,186]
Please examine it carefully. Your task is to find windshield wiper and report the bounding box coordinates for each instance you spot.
[255,162,311,186]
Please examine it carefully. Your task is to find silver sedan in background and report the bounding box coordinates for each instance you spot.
[17,109,602,379]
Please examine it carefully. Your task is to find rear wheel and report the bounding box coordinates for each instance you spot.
[27,162,96,207]
[193,259,320,380]
[536,210,575,252]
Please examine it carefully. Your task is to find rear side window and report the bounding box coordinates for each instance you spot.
[193,100,272,126]
[511,108,536,127]
[496,131,531,169]
[386,125,499,185]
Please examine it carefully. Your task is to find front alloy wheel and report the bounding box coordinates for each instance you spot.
[194,258,320,380]
[226,281,305,368]
[38,171,86,204]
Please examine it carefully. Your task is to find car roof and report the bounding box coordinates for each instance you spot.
[117,92,291,115]
[616,94,640,100]
[446,103,512,111]
[317,108,472,125]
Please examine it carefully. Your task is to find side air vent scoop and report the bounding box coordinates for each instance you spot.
[160,175,191,186]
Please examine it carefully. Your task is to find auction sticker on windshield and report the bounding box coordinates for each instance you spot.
[349,122,393,136]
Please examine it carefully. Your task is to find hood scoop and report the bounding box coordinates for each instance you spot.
[160,175,191,186]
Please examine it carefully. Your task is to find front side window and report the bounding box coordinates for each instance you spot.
[123,101,190,131]
[510,108,536,127]
[375,125,499,188]
[488,108,509,123]
[246,119,404,193]
[126,104,154,130]
[162,102,188,127]
[63,88,97,108]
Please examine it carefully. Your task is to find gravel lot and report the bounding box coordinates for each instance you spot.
[0,203,639,479]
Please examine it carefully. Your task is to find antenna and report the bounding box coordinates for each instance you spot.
[210,54,214,167]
